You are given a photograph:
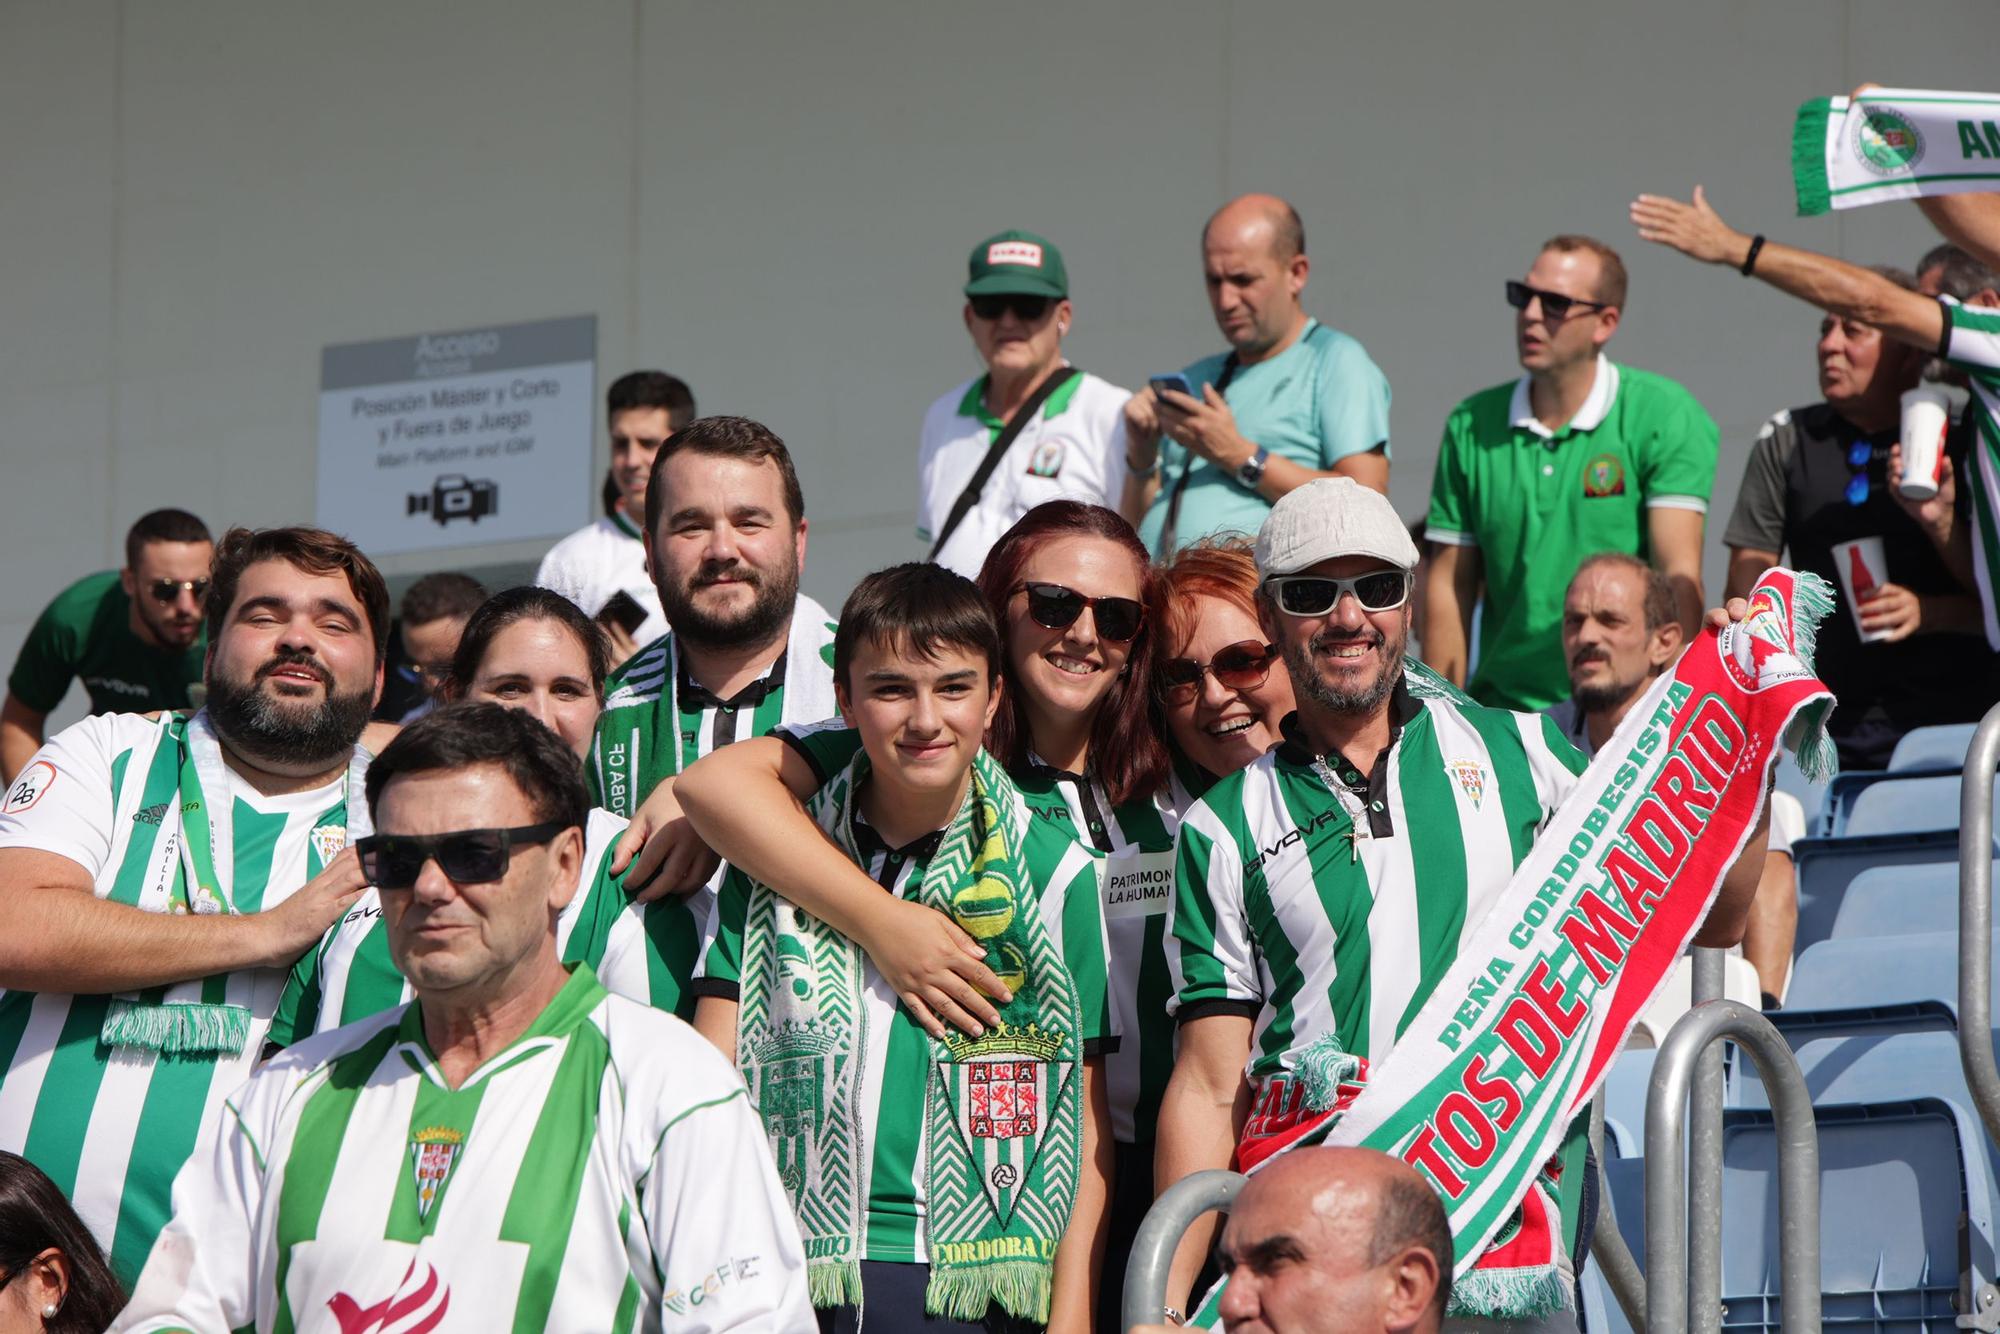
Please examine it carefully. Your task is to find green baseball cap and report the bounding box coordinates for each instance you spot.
[964,229,1068,299]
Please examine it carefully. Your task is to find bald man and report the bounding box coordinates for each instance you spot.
[1124,194,1391,556]
[1128,1147,1450,1334]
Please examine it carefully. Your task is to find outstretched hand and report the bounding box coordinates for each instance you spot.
[1631,185,1751,267]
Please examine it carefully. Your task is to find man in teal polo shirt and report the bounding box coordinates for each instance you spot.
[1122,194,1392,556]
[1422,234,1716,711]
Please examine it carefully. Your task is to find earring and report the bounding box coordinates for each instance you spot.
[43,1306,57,1318]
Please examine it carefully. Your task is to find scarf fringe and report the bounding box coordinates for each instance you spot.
[1294,1033,1361,1113]
[806,1259,863,1311]
[925,1259,1052,1324]
[101,999,251,1056]
[1783,570,1841,781]
[1792,95,1835,215]
[1445,1265,1572,1321]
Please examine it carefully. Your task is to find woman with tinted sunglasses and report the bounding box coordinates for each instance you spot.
[1153,537,1297,781]
[267,587,713,1047]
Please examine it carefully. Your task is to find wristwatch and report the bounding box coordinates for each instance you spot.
[1236,445,1270,488]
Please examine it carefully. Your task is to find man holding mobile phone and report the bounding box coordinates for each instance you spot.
[1122,194,1392,557]
[917,229,1134,578]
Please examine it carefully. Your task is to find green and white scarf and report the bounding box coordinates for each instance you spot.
[736,748,1084,1322]
[1793,88,2000,215]
[99,710,369,1056]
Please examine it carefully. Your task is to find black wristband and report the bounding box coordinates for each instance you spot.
[1740,234,1766,277]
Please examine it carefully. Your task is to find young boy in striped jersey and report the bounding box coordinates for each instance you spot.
[114,703,813,1333]
[0,527,389,1289]
[690,563,1114,1334]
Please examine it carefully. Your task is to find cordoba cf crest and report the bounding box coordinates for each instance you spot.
[969,1061,1040,1138]
[941,1023,1069,1222]
[409,1127,464,1222]
[311,824,349,866]
[1447,760,1487,810]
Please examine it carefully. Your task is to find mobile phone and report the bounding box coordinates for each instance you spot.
[1149,373,1194,402]
[597,589,648,636]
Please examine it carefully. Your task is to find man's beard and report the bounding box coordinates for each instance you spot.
[205,649,373,770]
[659,554,798,649]
[1284,624,1406,716]
[136,597,200,649]
[1569,652,1642,715]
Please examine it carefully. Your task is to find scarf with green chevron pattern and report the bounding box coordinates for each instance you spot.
[735,747,1084,1322]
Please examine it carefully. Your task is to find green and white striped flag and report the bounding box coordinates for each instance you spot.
[1793,88,2000,215]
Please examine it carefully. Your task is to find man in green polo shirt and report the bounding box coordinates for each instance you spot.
[2,509,212,784]
[1422,235,1717,711]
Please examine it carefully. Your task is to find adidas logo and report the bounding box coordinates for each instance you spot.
[133,802,170,826]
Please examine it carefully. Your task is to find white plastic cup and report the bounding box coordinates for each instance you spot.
[1831,536,1893,642]
[1898,384,1953,501]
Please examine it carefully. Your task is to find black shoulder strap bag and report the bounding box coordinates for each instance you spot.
[928,366,1082,560]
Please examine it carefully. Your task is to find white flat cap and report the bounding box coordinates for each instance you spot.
[1254,476,1420,579]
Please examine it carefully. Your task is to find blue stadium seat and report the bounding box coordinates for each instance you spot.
[1580,1159,1645,1334]
[1828,864,1971,941]
[1846,773,1995,838]
[1599,1047,1657,1158]
[1772,752,1832,835]
[1890,723,1978,773]
[1791,829,1969,954]
[1778,932,2000,1046]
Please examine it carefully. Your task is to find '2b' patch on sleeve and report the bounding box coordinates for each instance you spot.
[3,760,55,814]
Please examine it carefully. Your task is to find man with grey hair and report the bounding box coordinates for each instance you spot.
[1129,1146,1451,1334]
[1546,552,1683,759]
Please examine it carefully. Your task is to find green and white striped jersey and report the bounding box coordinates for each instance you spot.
[1941,299,2000,648]
[114,966,815,1334]
[588,596,840,818]
[272,809,712,1043]
[1168,680,1588,1081]
[777,723,1206,1146]
[0,712,356,1287]
[695,763,1114,1266]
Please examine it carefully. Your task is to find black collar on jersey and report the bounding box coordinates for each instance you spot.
[1020,758,1115,852]
[1276,675,1421,838]
[677,648,788,713]
[849,805,948,868]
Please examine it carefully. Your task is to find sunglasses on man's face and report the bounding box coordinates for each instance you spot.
[148,577,210,604]
[1266,571,1412,618]
[1016,582,1145,643]
[1505,280,1609,323]
[355,821,569,889]
[1158,640,1278,704]
[970,294,1053,323]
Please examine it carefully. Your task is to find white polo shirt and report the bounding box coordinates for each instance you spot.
[533,511,667,643]
[917,368,1130,578]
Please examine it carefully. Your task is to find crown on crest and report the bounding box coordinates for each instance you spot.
[942,1019,1065,1063]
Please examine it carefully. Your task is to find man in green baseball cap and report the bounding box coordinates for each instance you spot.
[918,228,1133,577]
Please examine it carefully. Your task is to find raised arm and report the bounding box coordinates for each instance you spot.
[1918,193,2000,272]
[675,735,1008,1037]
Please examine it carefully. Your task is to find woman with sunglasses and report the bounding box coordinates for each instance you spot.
[1154,537,1297,783]
[268,587,710,1045]
[0,1153,124,1334]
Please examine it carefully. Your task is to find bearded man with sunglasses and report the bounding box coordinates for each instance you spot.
[1159,478,1610,1331]
[1423,236,1717,713]
[2,509,213,785]
[918,229,1133,578]
[115,703,814,1332]
[0,526,395,1289]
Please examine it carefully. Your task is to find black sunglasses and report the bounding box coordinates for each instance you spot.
[1505,280,1609,323]
[970,294,1053,322]
[1265,571,1412,617]
[1159,640,1278,703]
[149,577,210,604]
[355,821,569,889]
[1016,582,1145,642]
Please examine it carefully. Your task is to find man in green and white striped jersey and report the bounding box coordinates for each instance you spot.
[588,415,838,823]
[0,527,393,1289]
[1156,480,1597,1331]
[115,704,813,1333]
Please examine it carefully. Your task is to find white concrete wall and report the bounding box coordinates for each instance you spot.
[3,0,1994,724]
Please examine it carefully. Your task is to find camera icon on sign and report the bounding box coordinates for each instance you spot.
[407,475,498,526]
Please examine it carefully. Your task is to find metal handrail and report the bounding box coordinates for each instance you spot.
[1588,1089,1646,1329]
[1960,702,2000,1147]
[1646,1000,1820,1334]
[1121,1168,1244,1332]
[1687,948,1727,1333]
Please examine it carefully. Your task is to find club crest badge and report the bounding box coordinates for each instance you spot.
[1581,454,1626,498]
[1853,106,1924,176]
[942,1021,1070,1222]
[409,1127,464,1222]
[1447,760,1487,810]
[311,824,349,866]
[1026,438,1068,479]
